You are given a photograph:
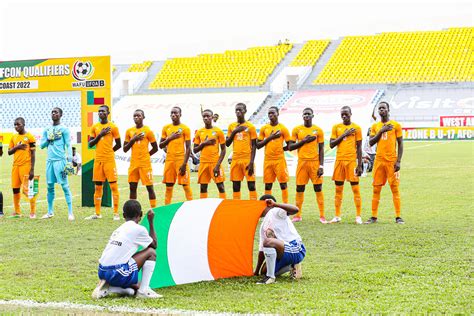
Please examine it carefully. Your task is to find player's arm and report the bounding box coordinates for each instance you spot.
[369,124,393,146]
[113,138,122,152]
[318,142,324,177]
[40,129,50,149]
[149,141,158,156]
[147,210,157,249]
[246,138,257,176]
[330,128,356,148]
[29,144,36,180]
[254,251,265,276]
[8,142,27,155]
[159,132,181,149]
[395,136,403,172]
[214,143,226,176]
[62,128,73,161]
[256,130,280,149]
[179,140,192,175]
[193,136,215,153]
[355,140,363,176]
[225,125,246,147]
[265,199,299,216]
[88,127,110,148]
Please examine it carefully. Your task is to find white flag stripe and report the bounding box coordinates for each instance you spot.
[167,198,223,285]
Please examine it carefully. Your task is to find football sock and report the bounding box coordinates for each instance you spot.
[200,192,208,199]
[13,192,21,214]
[109,287,134,296]
[263,247,277,278]
[165,186,173,205]
[233,191,241,200]
[61,183,73,216]
[335,185,344,217]
[218,192,226,199]
[29,196,37,215]
[390,184,401,217]
[183,185,193,200]
[372,186,382,218]
[150,199,157,208]
[47,183,55,215]
[295,192,304,218]
[0,191,3,214]
[281,188,289,203]
[94,185,103,216]
[316,191,325,217]
[139,260,156,291]
[264,189,272,196]
[110,182,119,215]
[351,184,362,216]
[249,190,257,200]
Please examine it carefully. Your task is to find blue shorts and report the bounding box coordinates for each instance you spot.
[275,240,306,273]
[46,160,68,185]
[98,258,139,288]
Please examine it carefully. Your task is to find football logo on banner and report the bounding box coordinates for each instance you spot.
[72,61,95,81]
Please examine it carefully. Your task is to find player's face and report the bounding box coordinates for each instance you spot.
[14,120,24,133]
[51,109,62,121]
[378,103,389,117]
[170,108,181,123]
[302,110,313,123]
[202,111,213,125]
[268,109,278,122]
[133,111,144,125]
[98,107,109,121]
[235,105,246,119]
[341,109,351,124]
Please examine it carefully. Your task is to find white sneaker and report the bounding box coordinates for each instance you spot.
[136,288,163,299]
[329,216,341,223]
[113,214,121,221]
[91,279,109,299]
[41,213,54,219]
[355,216,363,224]
[256,276,276,284]
[85,214,102,220]
[68,214,75,221]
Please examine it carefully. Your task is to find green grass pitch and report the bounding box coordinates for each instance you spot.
[0,141,472,314]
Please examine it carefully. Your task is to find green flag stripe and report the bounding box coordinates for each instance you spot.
[141,202,184,288]
[0,60,47,81]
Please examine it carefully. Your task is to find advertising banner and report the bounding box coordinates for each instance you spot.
[402,127,474,141]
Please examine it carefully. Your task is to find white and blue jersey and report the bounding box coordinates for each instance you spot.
[41,125,72,184]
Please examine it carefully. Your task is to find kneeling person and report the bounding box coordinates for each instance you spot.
[92,200,162,299]
[255,195,306,284]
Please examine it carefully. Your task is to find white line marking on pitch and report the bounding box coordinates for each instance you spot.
[0,299,231,315]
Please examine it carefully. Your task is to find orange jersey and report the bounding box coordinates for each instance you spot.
[125,125,156,168]
[370,120,402,162]
[227,121,257,161]
[331,123,362,161]
[291,125,324,161]
[89,122,120,163]
[258,123,290,160]
[194,127,225,163]
[161,123,191,161]
[9,132,36,166]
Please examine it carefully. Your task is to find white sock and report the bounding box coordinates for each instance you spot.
[263,247,277,278]
[139,260,156,291]
[109,287,134,296]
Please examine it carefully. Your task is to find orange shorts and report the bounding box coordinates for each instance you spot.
[263,159,289,184]
[162,160,191,185]
[296,160,323,186]
[332,160,359,183]
[230,159,256,182]
[93,161,118,182]
[372,160,400,186]
[128,165,153,186]
[198,162,225,184]
[12,164,31,189]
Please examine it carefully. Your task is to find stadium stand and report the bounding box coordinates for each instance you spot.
[314,27,473,84]
[149,45,293,89]
[289,40,331,67]
[127,61,153,72]
[1,92,81,129]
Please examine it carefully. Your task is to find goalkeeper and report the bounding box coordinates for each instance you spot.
[40,107,75,221]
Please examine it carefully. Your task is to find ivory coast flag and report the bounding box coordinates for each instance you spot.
[141,198,266,288]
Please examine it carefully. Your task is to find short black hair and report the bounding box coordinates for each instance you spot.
[172,106,182,114]
[123,200,142,219]
[259,194,276,202]
[236,103,247,111]
[203,109,213,116]
[53,107,63,115]
[72,146,76,150]
[341,106,352,113]
[99,105,110,112]
[134,109,145,117]
[15,117,25,125]
[379,101,390,110]
[303,107,313,114]
[268,106,279,114]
